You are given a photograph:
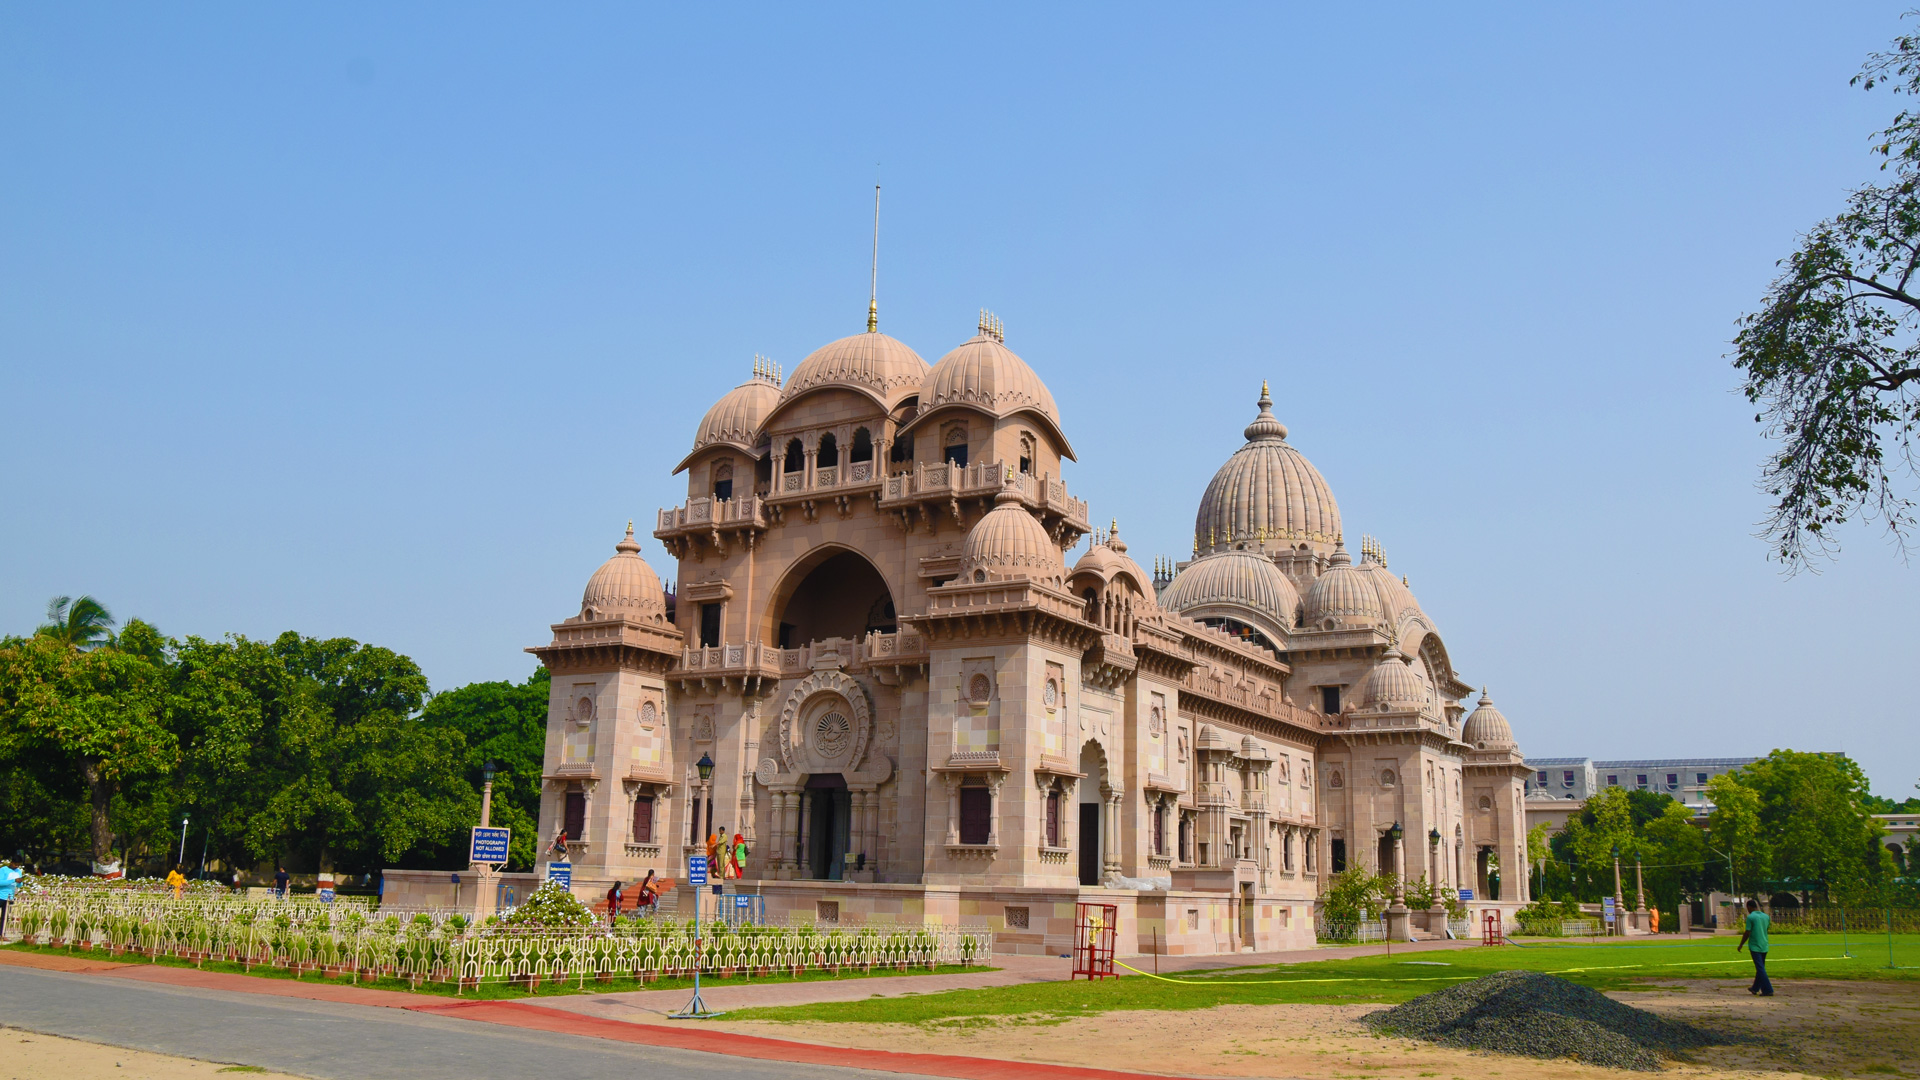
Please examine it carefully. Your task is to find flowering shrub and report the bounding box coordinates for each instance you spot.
[499,881,596,929]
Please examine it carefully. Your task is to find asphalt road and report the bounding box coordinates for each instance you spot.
[0,965,909,1080]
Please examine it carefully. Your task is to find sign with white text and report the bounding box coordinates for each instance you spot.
[546,861,571,887]
[688,856,708,887]
[470,827,511,865]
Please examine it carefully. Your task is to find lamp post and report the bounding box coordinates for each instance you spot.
[671,753,722,1020]
[480,760,497,829]
[177,814,190,867]
[1385,821,1410,943]
[1611,843,1624,936]
[1634,852,1646,914]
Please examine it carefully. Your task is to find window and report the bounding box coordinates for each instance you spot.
[1283,832,1295,872]
[1537,771,1549,784]
[945,441,968,467]
[632,796,654,844]
[816,432,838,468]
[850,427,873,463]
[1152,802,1166,856]
[1666,773,1679,787]
[1320,686,1342,714]
[958,785,991,845]
[564,791,586,841]
[1331,838,1347,873]
[1306,837,1316,872]
[1696,772,1709,785]
[783,438,804,471]
[1636,774,1648,788]
[712,462,733,501]
[888,430,913,463]
[699,603,721,648]
[1606,775,1618,786]
[1005,905,1029,929]
[1045,790,1061,847]
[1018,432,1035,475]
[1562,770,1575,787]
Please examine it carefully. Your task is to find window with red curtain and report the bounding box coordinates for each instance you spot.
[632,796,654,844]
[564,791,586,840]
[1045,791,1060,847]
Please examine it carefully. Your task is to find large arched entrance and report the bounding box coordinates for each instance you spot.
[802,773,850,880]
[767,548,896,648]
[1079,741,1107,886]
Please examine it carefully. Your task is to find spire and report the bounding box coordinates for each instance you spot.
[977,308,1004,343]
[867,183,881,333]
[616,522,642,555]
[1244,381,1288,442]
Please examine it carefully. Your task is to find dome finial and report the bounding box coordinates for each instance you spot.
[614,523,643,555]
[1243,384,1289,442]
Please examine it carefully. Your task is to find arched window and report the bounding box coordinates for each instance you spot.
[888,429,913,464]
[712,462,733,501]
[783,438,804,472]
[1019,431,1036,475]
[817,432,839,468]
[943,423,968,467]
[850,428,873,463]
[1045,790,1061,847]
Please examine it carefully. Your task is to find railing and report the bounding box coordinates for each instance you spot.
[3,891,995,991]
[880,461,1089,527]
[1769,908,1920,934]
[656,495,766,533]
[679,632,927,678]
[1317,914,1387,944]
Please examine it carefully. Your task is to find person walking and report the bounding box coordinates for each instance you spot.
[634,869,658,916]
[0,858,22,941]
[605,879,624,926]
[273,865,290,899]
[1737,898,1773,996]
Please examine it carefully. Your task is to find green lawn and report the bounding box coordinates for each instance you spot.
[0,941,988,1001]
[724,934,1920,1026]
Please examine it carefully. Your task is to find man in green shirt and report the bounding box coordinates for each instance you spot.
[1737,898,1773,996]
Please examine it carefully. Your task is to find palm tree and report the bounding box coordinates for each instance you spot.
[39,595,116,650]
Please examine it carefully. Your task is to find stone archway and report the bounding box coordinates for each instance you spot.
[1078,740,1109,886]
[764,546,896,648]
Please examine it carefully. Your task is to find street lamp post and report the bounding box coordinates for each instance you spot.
[671,754,721,1020]
[177,814,190,867]
[480,760,497,830]
[1634,852,1646,914]
[1611,843,1624,936]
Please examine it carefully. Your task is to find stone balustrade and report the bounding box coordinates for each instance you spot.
[656,493,768,535]
[675,631,928,683]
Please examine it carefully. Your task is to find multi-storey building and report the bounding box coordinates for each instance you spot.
[527,312,1533,954]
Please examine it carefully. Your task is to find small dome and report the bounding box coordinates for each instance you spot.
[916,322,1075,459]
[1301,543,1384,630]
[677,372,780,473]
[580,524,667,623]
[1162,549,1300,633]
[1194,384,1341,557]
[1358,647,1428,711]
[1462,689,1515,749]
[1070,523,1158,609]
[1071,541,1123,580]
[781,332,927,407]
[1351,538,1422,628]
[958,487,1065,584]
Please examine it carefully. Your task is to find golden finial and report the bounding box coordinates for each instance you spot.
[1256,524,1266,543]
[625,519,634,537]
[1261,379,1269,398]
[1208,525,1216,548]
[867,184,881,332]
[1192,535,1199,557]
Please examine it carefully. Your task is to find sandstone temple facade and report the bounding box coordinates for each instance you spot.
[529,314,1531,954]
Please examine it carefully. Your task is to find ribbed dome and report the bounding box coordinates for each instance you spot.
[1103,526,1156,608]
[921,334,1061,427]
[1070,525,1158,611]
[958,488,1065,584]
[1462,689,1515,749]
[679,374,780,471]
[1358,647,1428,711]
[1195,385,1341,556]
[1351,542,1423,629]
[1071,542,1123,580]
[581,524,667,623]
[1301,543,1385,630]
[781,332,927,406]
[1162,549,1300,632]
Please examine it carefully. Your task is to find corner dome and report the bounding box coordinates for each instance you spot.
[675,369,781,474]
[915,320,1075,460]
[1162,549,1300,634]
[1301,543,1384,631]
[1070,523,1156,606]
[958,487,1065,584]
[1358,647,1428,711]
[1462,689,1515,749]
[779,331,927,409]
[1194,384,1340,557]
[580,524,667,623]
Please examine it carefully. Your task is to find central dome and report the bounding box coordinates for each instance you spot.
[780,331,928,408]
[1194,384,1341,557]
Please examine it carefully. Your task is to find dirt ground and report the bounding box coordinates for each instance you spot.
[1,1029,304,1080]
[708,979,1920,1080]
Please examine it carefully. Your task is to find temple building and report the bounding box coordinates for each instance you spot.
[528,312,1531,954]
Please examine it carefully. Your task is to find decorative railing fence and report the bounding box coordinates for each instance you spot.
[2,893,992,992]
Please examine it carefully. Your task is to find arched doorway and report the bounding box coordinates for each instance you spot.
[1079,741,1106,886]
[768,548,896,648]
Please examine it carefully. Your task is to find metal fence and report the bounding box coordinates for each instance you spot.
[1767,908,1920,934]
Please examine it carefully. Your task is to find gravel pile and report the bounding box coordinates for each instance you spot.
[1362,969,1723,1071]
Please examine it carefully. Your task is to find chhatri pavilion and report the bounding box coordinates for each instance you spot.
[526,308,1531,955]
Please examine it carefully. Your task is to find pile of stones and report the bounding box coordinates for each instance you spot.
[1362,969,1724,1071]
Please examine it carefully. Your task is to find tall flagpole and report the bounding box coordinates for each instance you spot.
[867,184,880,332]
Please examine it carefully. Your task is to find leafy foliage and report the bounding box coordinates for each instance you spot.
[499,880,597,928]
[419,668,549,870]
[1733,20,1920,566]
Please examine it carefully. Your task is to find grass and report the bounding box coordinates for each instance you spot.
[723,933,1920,1026]
[0,940,989,1001]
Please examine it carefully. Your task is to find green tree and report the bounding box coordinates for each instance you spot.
[35,595,116,651]
[1726,750,1891,904]
[0,631,177,871]
[1706,772,1769,895]
[1733,21,1920,566]
[419,667,549,870]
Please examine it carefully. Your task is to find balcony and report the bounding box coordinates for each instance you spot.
[655,495,768,560]
[878,461,1089,544]
[670,630,929,691]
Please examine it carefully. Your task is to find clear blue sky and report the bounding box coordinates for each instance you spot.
[4,4,1916,798]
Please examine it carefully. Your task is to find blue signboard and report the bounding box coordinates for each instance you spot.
[1603,896,1616,922]
[735,895,752,909]
[1457,888,1474,901]
[688,855,708,886]
[470,827,511,865]
[546,861,571,887]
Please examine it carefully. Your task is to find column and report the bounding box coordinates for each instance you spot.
[986,774,1004,848]
[945,775,962,846]
[1103,789,1123,877]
